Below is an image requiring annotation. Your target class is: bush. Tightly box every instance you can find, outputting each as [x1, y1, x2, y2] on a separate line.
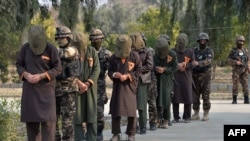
[0, 98, 26, 141]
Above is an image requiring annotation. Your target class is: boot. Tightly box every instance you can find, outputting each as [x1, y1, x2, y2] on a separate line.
[232, 95, 237, 104]
[156, 119, 161, 128]
[161, 119, 168, 129]
[97, 123, 104, 141]
[110, 134, 120, 141]
[201, 110, 209, 121]
[191, 110, 200, 120]
[244, 96, 249, 104]
[139, 126, 146, 134]
[149, 123, 156, 131]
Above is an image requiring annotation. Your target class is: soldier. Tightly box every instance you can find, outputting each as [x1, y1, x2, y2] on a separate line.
[89, 28, 112, 141]
[228, 35, 250, 104]
[191, 32, 214, 121]
[130, 32, 153, 135]
[140, 33, 159, 131]
[55, 26, 80, 141]
[172, 33, 195, 123]
[108, 34, 142, 141]
[16, 25, 62, 141]
[73, 32, 100, 141]
[154, 37, 178, 129]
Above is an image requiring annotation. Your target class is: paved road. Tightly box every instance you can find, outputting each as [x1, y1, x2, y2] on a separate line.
[102, 100, 250, 141]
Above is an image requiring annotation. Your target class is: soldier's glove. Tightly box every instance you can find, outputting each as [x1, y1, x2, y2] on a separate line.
[102, 94, 108, 104]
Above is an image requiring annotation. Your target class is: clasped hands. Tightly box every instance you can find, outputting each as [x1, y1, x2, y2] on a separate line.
[113, 72, 129, 82]
[24, 72, 44, 84]
[155, 66, 165, 74]
[77, 80, 91, 94]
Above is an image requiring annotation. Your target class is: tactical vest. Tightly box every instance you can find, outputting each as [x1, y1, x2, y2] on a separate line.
[193, 47, 212, 73]
[231, 47, 248, 67]
[98, 48, 110, 80]
[56, 46, 80, 96]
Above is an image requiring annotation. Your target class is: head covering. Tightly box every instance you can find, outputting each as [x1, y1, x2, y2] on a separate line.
[155, 37, 169, 59]
[130, 32, 145, 51]
[114, 34, 132, 58]
[176, 33, 188, 53]
[71, 32, 88, 57]
[28, 25, 47, 55]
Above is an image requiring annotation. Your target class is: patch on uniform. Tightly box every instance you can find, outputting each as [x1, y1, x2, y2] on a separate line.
[88, 57, 93, 67]
[184, 56, 190, 63]
[167, 55, 172, 63]
[128, 61, 135, 71]
[41, 55, 50, 60]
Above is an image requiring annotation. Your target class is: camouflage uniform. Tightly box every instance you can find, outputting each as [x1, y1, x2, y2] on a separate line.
[141, 33, 159, 130]
[55, 26, 80, 141]
[89, 28, 111, 141]
[147, 47, 158, 130]
[228, 35, 250, 104]
[96, 47, 111, 138]
[192, 33, 214, 121]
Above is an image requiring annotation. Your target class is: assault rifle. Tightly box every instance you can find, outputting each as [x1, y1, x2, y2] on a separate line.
[232, 53, 249, 72]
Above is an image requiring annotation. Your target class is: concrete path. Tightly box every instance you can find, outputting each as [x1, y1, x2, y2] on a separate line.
[102, 100, 250, 141]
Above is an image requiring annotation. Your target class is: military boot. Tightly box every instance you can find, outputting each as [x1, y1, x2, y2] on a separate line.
[191, 110, 200, 120]
[161, 119, 168, 129]
[156, 119, 161, 128]
[201, 110, 209, 121]
[232, 95, 237, 104]
[149, 123, 157, 131]
[244, 96, 249, 104]
[97, 123, 104, 141]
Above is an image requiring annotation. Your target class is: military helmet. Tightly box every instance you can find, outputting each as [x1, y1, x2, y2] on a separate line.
[197, 32, 209, 42]
[55, 26, 72, 40]
[235, 35, 245, 43]
[89, 28, 104, 40]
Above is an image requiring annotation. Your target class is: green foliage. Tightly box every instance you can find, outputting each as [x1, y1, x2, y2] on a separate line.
[31, 10, 57, 45]
[0, 98, 25, 141]
[104, 34, 119, 52]
[58, 0, 80, 29]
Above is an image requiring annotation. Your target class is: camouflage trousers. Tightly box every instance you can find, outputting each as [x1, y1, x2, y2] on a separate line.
[97, 84, 108, 126]
[232, 70, 249, 96]
[55, 92, 76, 141]
[147, 79, 158, 124]
[192, 72, 211, 110]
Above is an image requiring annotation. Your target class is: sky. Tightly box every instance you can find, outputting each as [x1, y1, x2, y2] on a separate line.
[38, 0, 108, 6]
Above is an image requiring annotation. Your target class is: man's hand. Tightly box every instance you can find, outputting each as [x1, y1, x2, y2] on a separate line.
[156, 66, 165, 74]
[77, 80, 87, 94]
[27, 74, 41, 84]
[178, 62, 186, 72]
[192, 60, 199, 67]
[236, 60, 243, 66]
[119, 74, 129, 82]
[113, 72, 122, 78]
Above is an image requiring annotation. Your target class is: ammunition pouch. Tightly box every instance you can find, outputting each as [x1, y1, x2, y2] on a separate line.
[193, 65, 210, 73]
[57, 59, 80, 80]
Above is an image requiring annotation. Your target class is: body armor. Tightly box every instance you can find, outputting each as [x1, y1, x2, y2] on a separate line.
[56, 46, 80, 96]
